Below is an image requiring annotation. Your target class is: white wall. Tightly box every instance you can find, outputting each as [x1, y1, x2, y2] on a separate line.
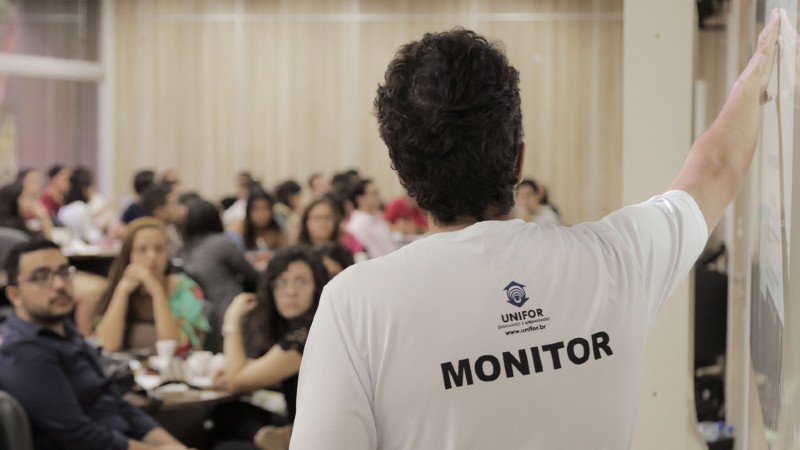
[623, 1, 705, 449]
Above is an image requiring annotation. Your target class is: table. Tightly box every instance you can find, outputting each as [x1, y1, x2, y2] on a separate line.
[128, 385, 237, 450]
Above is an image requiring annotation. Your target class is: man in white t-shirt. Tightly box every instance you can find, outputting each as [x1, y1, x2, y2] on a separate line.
[291, 16, 780, 450]
[346, 179, 397, 259]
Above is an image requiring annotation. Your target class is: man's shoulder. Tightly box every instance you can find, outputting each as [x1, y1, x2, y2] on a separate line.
[0, 331, 57, 367]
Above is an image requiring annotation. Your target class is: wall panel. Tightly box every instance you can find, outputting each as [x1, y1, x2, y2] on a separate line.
[113, 0, 623, 224]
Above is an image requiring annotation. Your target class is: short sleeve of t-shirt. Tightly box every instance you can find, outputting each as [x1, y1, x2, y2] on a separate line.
[278, 326, 309, 354]
[594, 190, 708, 325]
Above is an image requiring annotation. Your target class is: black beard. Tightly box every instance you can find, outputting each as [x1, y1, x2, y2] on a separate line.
[28, 310, 73, 327]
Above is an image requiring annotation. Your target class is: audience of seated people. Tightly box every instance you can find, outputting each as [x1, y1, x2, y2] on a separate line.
[0, 238, 190, 450]
[39, 165, 71, 219]
[181, 199, 258, 353]
[93, 217, 209, 353]
[209, 245, 329, 450]
[0, 165, 560, 450]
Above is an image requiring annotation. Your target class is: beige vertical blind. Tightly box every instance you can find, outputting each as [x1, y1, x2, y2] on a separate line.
[113, 0, 623, 224]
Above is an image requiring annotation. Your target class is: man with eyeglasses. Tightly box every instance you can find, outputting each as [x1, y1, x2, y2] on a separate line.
[0, 238, 191, 450]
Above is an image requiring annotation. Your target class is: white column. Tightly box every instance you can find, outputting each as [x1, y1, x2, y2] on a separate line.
[98, 0, 115, 198]
[623, 2, 705, 449]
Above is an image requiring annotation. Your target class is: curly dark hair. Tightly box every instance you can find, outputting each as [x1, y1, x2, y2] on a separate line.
[244, 245, 329, 354]
[374, 28, 523, 225]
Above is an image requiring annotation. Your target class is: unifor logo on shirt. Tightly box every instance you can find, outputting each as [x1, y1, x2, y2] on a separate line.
[503, 281, 529, 307]
[497, 281, 552, 336]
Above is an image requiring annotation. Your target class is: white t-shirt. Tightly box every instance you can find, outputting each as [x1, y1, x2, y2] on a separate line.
[222, 198, 247, 228]
[291, 190, 707, 450]
[58, 201, 103, 245]
[346, 210, 398, 259]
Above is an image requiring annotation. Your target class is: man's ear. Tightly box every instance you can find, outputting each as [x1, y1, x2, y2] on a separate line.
[5, 285, 19, 307]
[516, 142, 526, 184]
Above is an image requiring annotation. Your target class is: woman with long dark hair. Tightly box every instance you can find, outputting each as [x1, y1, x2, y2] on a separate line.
[297, 196, 364, 257]
[210, 245, 328, 449]
[229, 190, 286, 270]
[94, 217, 209, 353]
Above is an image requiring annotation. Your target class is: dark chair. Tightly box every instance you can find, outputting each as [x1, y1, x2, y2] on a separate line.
[0, 228, 28, 324]
[0, 227, 29, 269]
[0, 390, 34, 450]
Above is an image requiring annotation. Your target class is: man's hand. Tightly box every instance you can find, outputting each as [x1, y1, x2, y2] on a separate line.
[224, 293, 258, 324]
[738, 9, 781, 101]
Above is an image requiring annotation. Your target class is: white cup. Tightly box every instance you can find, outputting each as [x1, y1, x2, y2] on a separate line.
[155, 339, 177, 358]
[186, 351, 213, 376]
[209, 353, 226, 375]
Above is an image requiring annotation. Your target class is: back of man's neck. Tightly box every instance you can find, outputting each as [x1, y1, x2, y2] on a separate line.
[428, 212, 517, 234]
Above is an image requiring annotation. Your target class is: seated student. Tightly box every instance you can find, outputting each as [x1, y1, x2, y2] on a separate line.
[515, 178, 562, 226]
[229, 190, 286, 269]
[181, 199, 258, 352]
[0, 183, 53, 239]
[16, 168, 42, 200]
[58, 167, 107, 245]
[272, 180, 302, 230]
[345, 179, 397, 258]
[141, 184, 186, 258]
[222, 171, 254, 228]
[93, 217, 209, 353]
[39, 165, 71, 218]
[209, 245, 328, 450]
[0, 238, 189, 450]
[121, 170, 156, 225]
[297, 197, 364, 257]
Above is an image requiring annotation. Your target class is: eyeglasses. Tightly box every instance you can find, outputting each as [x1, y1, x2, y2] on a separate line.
[271, 278, 312, 292]
[19, 265, 76, 287]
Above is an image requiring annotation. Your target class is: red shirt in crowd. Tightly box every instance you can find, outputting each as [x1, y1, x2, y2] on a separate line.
[383, 197, 428, 232]
[39, 192, 62, 217]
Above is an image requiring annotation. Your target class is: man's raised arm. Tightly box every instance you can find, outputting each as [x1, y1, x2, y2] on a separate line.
[669, 10, 781, 233]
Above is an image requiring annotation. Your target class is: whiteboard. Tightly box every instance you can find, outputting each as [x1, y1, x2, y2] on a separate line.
[751, 1, 800, 447]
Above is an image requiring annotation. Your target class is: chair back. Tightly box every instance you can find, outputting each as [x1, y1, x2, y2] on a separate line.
[0, 227, 27, 323]
[0, 390, 34, 450]
[0, 227, 28, 270]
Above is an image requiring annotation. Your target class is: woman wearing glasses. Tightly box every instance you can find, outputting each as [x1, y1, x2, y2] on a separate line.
[210, 245, 328, 450]
[93, 217, 209, 353]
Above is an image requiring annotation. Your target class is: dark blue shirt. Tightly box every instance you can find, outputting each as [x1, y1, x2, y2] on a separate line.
[0, 314, 158, 450]
[121, 202, 145, 225]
